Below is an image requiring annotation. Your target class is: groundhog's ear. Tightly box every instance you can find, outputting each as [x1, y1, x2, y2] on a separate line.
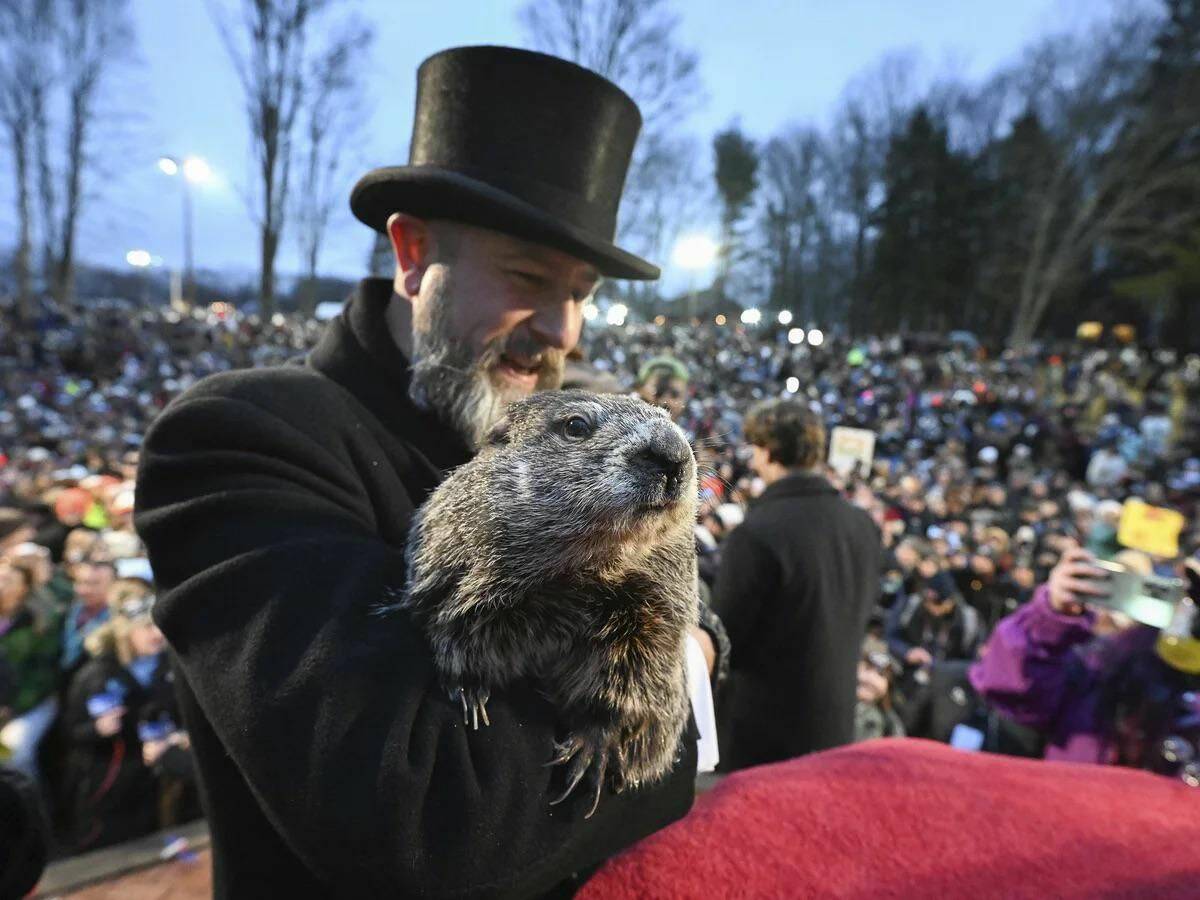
[486, 417, 510, 446]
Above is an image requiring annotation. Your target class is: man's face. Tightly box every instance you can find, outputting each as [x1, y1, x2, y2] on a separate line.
[74, 564, 113, 611]
[638, 374, 687, 420]
[749, 444, 771, 479]
[407, 223, 599, 447]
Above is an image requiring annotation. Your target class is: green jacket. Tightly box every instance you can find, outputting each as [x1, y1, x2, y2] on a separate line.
[0, 607, 62, 716]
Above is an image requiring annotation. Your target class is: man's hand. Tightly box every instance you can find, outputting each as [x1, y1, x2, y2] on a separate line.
[1048, 546, 1109, 616]
[905, 647, 933, 668]
[94, 707, 125, 738]
[690, 626, 716, 676]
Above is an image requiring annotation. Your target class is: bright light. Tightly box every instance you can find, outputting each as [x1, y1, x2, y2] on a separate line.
[808, 328, 825, 347]
[125, 249, 152, 268]
[582, 304, 598, 322]
[654, 315, 666, 326]
[785, 377, 800, 393]
[778, 310, 793, 326]
[606, 303, 628, 326]
[740, 307, 762, 325]
[714, 314, 727, 326]
[182, 156, 212, 184]
[672, 234, 719, 270]
[157, 157, 179, 176]
[787, 327, 805, 345]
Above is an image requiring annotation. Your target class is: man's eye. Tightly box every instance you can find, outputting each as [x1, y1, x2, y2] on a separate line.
[562, 416, 593, 439]
[510, 270, 546, 288]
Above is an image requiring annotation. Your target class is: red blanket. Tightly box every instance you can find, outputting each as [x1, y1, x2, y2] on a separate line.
[580, 739, 1200, 899]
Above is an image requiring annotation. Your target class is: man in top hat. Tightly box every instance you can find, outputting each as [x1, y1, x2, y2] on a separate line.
[135, 46, 696, 899]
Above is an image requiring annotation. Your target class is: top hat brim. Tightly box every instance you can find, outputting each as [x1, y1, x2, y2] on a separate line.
[350, 166, 659, 281]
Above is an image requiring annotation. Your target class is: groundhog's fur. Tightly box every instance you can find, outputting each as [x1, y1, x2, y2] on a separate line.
[398, 390, 699, 816]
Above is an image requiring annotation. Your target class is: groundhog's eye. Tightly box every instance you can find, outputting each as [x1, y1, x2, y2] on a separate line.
[562, 415, 593, 439]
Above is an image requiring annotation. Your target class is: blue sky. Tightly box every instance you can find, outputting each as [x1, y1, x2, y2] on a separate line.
[13, 0, 1115, 288]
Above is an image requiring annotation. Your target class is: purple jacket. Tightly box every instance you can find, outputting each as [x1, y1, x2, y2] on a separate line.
[969, 586, 1156, 764]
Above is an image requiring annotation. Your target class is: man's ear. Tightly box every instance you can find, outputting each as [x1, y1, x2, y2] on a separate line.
[486, 417, 511, 446]
[387, 213, 433, 298]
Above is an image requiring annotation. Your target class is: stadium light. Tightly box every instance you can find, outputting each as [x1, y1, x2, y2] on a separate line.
[714, 314, 727, 326]
[778, 310, 794, 326]
[785, 376, 800, 393]
[740, 307, 762, 325]
[787, 327, 805, 345]
[808, 328, 825, 347]
[606, 303, 628, 326]
[125, 249, 152, 268]
[158, 154, 213, 309]
[182, 156, 212, 184]
[582, 303, 599, 322]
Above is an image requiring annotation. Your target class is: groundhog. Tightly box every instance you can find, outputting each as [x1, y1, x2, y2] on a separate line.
[396, 389, 699, 817]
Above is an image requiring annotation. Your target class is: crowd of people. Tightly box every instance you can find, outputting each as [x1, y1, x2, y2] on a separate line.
[1, 292, 1199, 867]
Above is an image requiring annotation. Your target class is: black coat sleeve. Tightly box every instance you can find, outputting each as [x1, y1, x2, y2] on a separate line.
[134, 386, 694, 897]
[710, 525, 781, 666]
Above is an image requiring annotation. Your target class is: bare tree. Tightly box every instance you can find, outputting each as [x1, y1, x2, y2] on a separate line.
[0, 0, 54, 320]
[520, 0, 705, 276]
[45, 0, 133, 305]
[0, 1, 39, 321]
[827, 51, 922, 331]
[759, 126, 826, 315]
[997, 11, 1200, 346]
[211, 0, 331, 315]
[293, 17, 372, 313]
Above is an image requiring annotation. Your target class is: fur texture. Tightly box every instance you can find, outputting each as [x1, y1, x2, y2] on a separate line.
[398, 390, 699, 815]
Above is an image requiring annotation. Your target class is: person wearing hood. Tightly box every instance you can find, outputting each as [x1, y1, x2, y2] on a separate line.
[60, 590, 183, 852]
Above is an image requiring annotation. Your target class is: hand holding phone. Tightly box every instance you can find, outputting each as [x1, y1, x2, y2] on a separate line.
[1048, 547, 1111, 616]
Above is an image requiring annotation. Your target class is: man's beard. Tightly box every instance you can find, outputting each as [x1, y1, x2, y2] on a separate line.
[408, 277, 566, 448]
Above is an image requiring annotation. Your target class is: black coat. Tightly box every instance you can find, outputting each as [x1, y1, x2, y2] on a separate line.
[134, 278, 696, 899]
[711, 473, 880, 770]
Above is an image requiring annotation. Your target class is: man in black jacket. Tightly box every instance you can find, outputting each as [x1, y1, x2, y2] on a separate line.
[713, 399, 880, 770]
[134, 47, 696, 899]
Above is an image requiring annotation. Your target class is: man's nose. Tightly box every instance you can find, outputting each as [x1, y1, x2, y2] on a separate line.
[527, 299, 582, 352]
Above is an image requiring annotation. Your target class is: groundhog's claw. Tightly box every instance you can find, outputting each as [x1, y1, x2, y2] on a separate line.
[452, 685, 491, 730]
[547, 731, 616, 818]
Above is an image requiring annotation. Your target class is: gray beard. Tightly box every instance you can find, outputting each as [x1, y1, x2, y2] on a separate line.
[408, 286, 565, 448]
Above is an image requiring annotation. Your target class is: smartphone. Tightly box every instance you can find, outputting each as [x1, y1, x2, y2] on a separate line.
[1090, 560, 1186, 629]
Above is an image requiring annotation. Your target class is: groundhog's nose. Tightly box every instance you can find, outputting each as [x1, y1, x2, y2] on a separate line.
[633, 433, 689, 494]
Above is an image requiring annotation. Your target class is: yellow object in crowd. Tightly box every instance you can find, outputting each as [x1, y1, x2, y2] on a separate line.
[1156, 597, 1200, 675]
[1118, 499, 1185, 559]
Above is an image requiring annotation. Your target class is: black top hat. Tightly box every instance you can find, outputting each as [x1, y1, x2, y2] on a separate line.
[350, 46, 658, 280]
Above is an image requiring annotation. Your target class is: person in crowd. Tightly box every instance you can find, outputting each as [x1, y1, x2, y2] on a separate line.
[61, 561, 114, 673]
[854, 637, 905, 742]
[0, 509, 36, 556]
[712, 398, 881, 769]
[635, 356, 690, 419]
[0, 560, 62, 785]
[887, 570, 983, 737]
[60, 592, 181, 852]
[970, 547, 1200, 776]
[133, 47, 710, 898]
[1087, 441, 1129, 490]
[888, 570, 983, 668]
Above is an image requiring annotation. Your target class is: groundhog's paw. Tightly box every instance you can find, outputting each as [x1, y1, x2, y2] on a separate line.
[448, 683, 491, 730]
[546, 727, 622, 819]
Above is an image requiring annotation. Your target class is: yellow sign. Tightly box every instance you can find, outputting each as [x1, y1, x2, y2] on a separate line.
[1118, 499, 1185, 558]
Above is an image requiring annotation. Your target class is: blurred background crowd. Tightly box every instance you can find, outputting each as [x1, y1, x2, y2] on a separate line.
[2, 294, 1198, 863]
